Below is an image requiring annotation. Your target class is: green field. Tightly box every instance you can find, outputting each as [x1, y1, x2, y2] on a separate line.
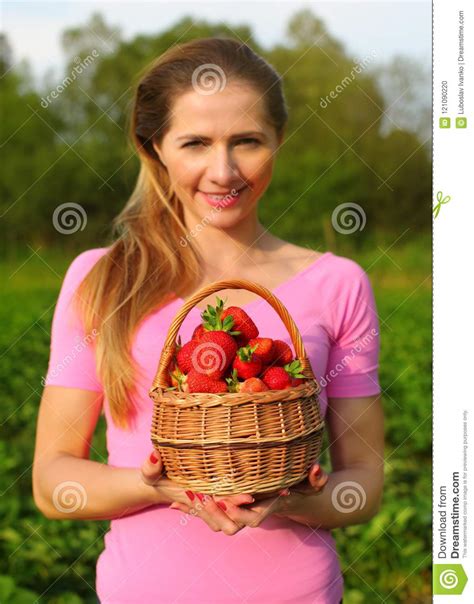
[0, 239, 431, 603]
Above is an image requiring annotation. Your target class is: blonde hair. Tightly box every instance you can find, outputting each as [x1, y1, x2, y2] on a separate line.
[75, 37, 288, 429]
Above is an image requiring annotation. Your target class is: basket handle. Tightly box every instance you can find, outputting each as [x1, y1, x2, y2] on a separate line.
[151, 279, 317, 389]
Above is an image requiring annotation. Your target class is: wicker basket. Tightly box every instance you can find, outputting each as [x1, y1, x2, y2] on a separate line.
[149, 279, 324, 496]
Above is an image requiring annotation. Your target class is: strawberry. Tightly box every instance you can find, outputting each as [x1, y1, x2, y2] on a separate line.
[262, 360, 305, 390]
[291, 376, 306, 387]
[261, 366, 291, 390]
[187, 369, 229, 393]
[221, 306, 258, 346]
[176, 339, 199, 374]
[200, 296, 241, 336]
[248, 337, 274, 364]
[192, 324, 206, 342]
[190, 330, 238, 378]
[272, 340, 293, 366]
[240, 377, 269, 393]
[232, 344, 262, 380]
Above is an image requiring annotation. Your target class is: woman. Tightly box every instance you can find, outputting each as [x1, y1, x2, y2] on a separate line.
[33, 38, 384, 603]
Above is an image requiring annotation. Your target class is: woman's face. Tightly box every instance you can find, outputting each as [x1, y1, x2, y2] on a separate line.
[153, 81, 283, 228]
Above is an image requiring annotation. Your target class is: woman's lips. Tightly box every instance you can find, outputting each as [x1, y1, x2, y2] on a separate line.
[198, 187, 246, 208]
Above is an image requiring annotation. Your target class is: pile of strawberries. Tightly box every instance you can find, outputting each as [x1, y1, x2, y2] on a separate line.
[168, 296, 306, 394]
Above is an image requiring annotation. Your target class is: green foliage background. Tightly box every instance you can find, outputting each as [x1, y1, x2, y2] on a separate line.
[1, 10, 430, 253]
[0, 8, 431, 604]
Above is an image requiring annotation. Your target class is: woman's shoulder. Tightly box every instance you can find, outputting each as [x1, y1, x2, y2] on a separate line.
[319, 252, 376, 317]
[62, 246, 110, 286]
[71, 246, 109, 265]
[322, 251, 368, 280]
[283, 243, 367, 282]
[295, 248, 373, 302]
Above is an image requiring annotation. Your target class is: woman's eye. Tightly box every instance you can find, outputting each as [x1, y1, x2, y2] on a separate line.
[236, 138, 259, 146]
[183, 140, 203, 148]
[183, 138, 260, 149]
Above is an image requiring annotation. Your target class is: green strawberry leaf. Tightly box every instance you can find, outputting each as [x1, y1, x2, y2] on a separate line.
[225, 368, 240, 392]
[284, 360, 305, 378]
[222, 315, 235, 330]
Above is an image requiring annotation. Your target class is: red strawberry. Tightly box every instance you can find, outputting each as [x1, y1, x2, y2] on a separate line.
[192, 324, 206, 342]
[200, 296, 242, 337]
[176, 340, 199, 374]
[190, 330, 238, 378]
[221, 306, 258, 346]
[232, 344, 262, 380]
[272, 340, 293, 366]
[248, 337, 274, 364]
[262, 366, 292, 390]
[262, 360, 305, 390]
[187, 369, 228, 393]
[240, 377, 269, 393]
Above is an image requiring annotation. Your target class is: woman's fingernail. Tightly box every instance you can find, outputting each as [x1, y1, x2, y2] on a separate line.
[196, 492, 205, 502]
[313, 465, 321, 476]
[217, 501, 227, 511]
[282, 488, 290, 496]
[185, 490, 195, 501]
[150, 452, 158, 464]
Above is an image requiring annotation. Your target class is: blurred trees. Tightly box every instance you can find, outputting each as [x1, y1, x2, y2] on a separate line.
[0, 9, 431, 254]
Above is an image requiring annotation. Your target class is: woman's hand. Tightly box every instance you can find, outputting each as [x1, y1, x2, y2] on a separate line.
[289, 462, 330, 495]
[217, 462, 329, 525]
[139, 450, 256, 535]
[168, 462, 329, 532]
[272, 463, 329, 518]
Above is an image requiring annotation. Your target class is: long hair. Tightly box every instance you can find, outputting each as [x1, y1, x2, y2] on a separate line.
[74, 37, 288, 429]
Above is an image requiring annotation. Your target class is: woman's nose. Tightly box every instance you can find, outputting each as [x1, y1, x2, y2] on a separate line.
[206, 145, 239, 184]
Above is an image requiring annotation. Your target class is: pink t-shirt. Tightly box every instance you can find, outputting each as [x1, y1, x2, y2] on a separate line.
[44, 248, 381, 604]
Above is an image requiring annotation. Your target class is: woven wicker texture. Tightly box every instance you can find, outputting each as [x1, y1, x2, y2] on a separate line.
[149, 279, 325, 495]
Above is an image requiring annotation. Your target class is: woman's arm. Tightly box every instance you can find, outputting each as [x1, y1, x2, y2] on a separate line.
[32, 386, 165, 521]
[275, 394, 385, 529]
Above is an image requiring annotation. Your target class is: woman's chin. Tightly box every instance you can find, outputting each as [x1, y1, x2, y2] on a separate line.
[182, 195, 258, 230]
[199, 207, 245, 228]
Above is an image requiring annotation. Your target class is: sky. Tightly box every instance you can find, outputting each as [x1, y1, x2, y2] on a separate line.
[2, 0, 432, 86]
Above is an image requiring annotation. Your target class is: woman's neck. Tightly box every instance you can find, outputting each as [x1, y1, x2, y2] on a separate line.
[185, 216, 280, 273]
